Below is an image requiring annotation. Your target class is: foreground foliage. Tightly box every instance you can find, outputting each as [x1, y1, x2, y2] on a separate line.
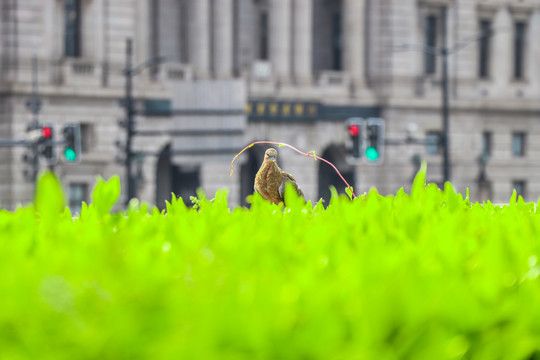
[1, 166, 540, 359]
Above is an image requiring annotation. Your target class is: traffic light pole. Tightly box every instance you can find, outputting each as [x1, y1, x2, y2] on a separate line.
[124, 38, 135, 206]
[0, 139, 66, 147]
[25, 56, 42, 182]
[121, 38, 168, 206]
[1, 138, 41, 183]
[0, 139, 33, 147]
[440, 6, 451, 184]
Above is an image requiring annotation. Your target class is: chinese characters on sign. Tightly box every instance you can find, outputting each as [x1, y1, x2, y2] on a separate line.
[246, 100, 319, 121]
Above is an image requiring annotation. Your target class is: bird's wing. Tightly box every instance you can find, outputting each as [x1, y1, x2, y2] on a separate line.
[278, 172, 304, 200]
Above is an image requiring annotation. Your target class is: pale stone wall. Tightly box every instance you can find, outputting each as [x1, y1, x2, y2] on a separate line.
[0, 0, 539, 210]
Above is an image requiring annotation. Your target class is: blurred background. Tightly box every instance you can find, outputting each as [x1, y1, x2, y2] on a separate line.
[0, 0, 539, 211]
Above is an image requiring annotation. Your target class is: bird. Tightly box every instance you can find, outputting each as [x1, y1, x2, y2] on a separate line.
[254, 148, 304, 205]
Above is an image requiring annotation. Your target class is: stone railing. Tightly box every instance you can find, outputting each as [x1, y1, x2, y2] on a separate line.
[50, 58, 101, 87]
[162, 63, 194, 81]
[318, 71, 351, 88]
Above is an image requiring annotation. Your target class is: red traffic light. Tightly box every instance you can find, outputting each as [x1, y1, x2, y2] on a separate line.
[42, 126, 52, 139]
[348, 124, 359, 137]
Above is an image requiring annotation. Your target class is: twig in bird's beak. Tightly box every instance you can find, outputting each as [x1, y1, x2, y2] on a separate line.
[230, 140, 356, 199]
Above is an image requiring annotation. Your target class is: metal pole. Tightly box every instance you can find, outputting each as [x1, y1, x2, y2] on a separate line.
[31, 57, 39, 128]
[125, 38, 135, 206]
[29, 57, 40, 182]
[441, 6, 450, 184]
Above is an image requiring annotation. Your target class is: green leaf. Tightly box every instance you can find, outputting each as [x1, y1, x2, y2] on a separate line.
[166, 193, 187, 214]
[246, 191, 266, 209]
[283, 182, 304, 210]
[345, 186, 353, 200]
[92, 175, 121, 216]
[411, 160, 427, 200]
[443, 181, 462, 211]
[190, 196, 201, 209]
[329, 186, 339, 200]
[212, 189, 230, 213]
[34, 171, 65, 221]
[509, 189, 517, 206]
[61, 207, 73, 222]
[313, 198, 325, 213]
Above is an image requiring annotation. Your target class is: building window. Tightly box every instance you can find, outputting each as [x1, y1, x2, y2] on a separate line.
[180, 0, 190, 63]
[512, 132, 526, 157]
[69, 183, 88, 214]
[426, 131, 441, 155]
[64, 0, 82, 58]
[79, 123, 94, 153]
[331, 12, 342, 71]
[424, 15, 437, 75]
[512, 180, 526, 198]
[514, 22, 526, 80]
[258, 11, 269, 60]
[478, 20, 491, 79]
[172, 165, 200, 204]
[482, 131, 492, 156]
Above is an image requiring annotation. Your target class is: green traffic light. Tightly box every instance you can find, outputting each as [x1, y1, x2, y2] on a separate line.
[365, 146, 379, 161]
[64, 147, 77, 162]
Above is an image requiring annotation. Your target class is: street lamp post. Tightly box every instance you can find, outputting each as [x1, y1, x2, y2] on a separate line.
[124, 38, 135, 206]
[440, 6, 450, 183]
[25, 56, 42, 182]
[122, 38, 166, 206]
[393, 5, 500, 185]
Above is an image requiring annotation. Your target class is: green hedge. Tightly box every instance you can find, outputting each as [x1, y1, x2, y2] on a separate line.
[1, 165, 540, 359]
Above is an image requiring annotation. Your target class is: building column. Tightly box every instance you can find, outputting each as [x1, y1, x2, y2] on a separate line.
[44, 0, 57, 58]
[214, 0, 233, 78]
[492, 6, 512, 88]
[293, 0, 313, 85]
[528, 9, 540, 96]
[189, 0, 210, 77]
[93, 0, 104, 61]
[343, 0, 366, 87]
[270, 0, 291, 82]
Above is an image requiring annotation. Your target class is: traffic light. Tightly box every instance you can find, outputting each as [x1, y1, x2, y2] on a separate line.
[347, 118, 363, 158]
[39, 124, 57, 165]
[21, 149, 36, 182]
[62, 123, 81, 163]
[364, 118, 385, 163]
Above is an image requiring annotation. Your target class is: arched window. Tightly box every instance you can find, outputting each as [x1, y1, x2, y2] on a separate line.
[318, 144, 355, 204]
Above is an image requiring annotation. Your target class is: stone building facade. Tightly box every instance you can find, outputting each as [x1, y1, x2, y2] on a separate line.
[0, 0, 539, 210]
